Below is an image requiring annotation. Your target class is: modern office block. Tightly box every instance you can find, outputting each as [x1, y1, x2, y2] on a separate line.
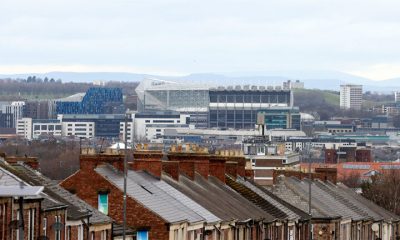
[58, 114, 130, 138]
[208, 86, 293, 129]
[56, 87, 124, 115]
[257, 107, 301, 130]
[17, 118, 62, 140]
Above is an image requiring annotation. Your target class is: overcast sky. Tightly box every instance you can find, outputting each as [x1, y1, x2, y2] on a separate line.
[1, 0, 400, 80]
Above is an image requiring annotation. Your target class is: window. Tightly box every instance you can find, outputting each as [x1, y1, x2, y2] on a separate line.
[43, 218, 47, 236]
[34, 125, 40, 130]
[41, 125, 47, 130]
[49, 125, 54, 130]
[28, 208, 35, 240]
[98, 192, 109, 215]
[78, 225, 84, 240]
[67, 226, 71, 240]
[137, 230, 149, 240]
[145, 120, 150, 123]
[55, 125, 62, 130]
[55, 216, 61, 240]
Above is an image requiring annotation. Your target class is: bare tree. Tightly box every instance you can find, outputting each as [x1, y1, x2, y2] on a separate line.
[361, 170, 400, 215]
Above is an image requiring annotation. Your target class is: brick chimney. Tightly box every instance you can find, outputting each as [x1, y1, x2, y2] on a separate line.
[209, 151, 227, 183]
[80, 151, 125, 172]
[167, 144, 210, 180]
[130, 144, 163, 178]
[4, 155, 40, 170]
[162, 161, 180, 181]
[226, 161, 238, 180]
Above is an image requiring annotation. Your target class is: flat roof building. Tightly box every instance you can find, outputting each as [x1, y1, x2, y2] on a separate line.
[340, 84, 363, 110]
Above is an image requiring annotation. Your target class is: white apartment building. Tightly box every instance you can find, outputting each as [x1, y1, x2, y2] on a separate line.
[62, 122, 95, 138]
[340, 84, 363, 110]
[17, 118, 32, 139]
[120, 121, 134, 143]
[120, 111, 195, 142]
[17, 118, 62, 140]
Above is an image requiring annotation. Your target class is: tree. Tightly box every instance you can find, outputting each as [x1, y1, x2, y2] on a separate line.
[361, 170, 400, 215]
[44, 77, 49, 83]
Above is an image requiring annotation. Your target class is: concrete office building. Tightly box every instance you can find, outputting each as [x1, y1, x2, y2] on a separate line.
[62, 121, 95, 138]
[120, 111, 194, 142]
[17, 118, 62, 140]
[340, 84, 363, 110]
[58, 114, 130, 139]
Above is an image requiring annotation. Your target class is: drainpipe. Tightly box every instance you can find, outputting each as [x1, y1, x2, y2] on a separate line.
[18, 197, 24, 240]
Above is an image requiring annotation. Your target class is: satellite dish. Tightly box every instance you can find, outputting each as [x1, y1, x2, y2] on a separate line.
[371, 223, 379, 232]
[52, 222, 64, 231]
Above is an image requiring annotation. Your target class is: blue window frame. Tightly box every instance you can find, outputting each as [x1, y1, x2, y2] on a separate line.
[137, 230, 149, 240]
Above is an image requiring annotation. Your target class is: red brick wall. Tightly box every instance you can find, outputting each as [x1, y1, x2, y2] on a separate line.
[80, 155, 125, 172]
[162, 161, 180, 181]
[194, 160, 209, 179]
[245, 169, 254, 180]
[178, 161, 195, 180]
[4, 156, 39, 170]
[133, 150, 164, 161]
[325, 149, 338, 164]
[39, 209, 67, 240]
[11, 200, 42, 240]
[209, 156, 226, 183]
[226, 162, 238, 179]
[356, 149, 372, 162]
[60, 168, 169, 240]
[0, 198, 12, 240]
[130, 160, 162, 178]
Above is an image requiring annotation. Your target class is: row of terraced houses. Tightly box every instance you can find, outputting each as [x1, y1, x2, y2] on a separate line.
[0, 144, 399, 240]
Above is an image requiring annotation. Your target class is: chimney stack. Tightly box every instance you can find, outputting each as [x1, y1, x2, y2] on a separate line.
[167, 144, 210, 180]
[130, 146, 163, 178]
[80, 153, 125, 172]
[209, 151, 227, 183]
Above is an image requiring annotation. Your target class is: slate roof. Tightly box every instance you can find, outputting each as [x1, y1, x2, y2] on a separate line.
[95, 165, 204, 224]
[225, 175, 288, 220]
[235, 177, 309, 221]
[270, 176, 338, 220]
[0, 161, 66, 209]
[9, 163, 111, 225]
[134, 171, 220, 224]
[285, 177, 366, 221]
[162, 173, 275, 222]
[271, 175, 399, 222]
[334, 182, 400, 222]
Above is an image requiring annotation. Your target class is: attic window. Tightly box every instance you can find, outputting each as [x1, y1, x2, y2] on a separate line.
[140, 185, 153, 194]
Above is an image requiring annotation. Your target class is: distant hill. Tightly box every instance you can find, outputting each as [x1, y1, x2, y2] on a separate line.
[1, 70, 399, 92]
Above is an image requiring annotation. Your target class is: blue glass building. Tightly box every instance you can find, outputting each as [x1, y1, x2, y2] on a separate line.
[257, 107, 301, 130]
[56, 88, 124, 114]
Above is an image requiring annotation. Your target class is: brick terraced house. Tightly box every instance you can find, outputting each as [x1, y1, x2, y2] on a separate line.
[0, 154, 114, 240]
